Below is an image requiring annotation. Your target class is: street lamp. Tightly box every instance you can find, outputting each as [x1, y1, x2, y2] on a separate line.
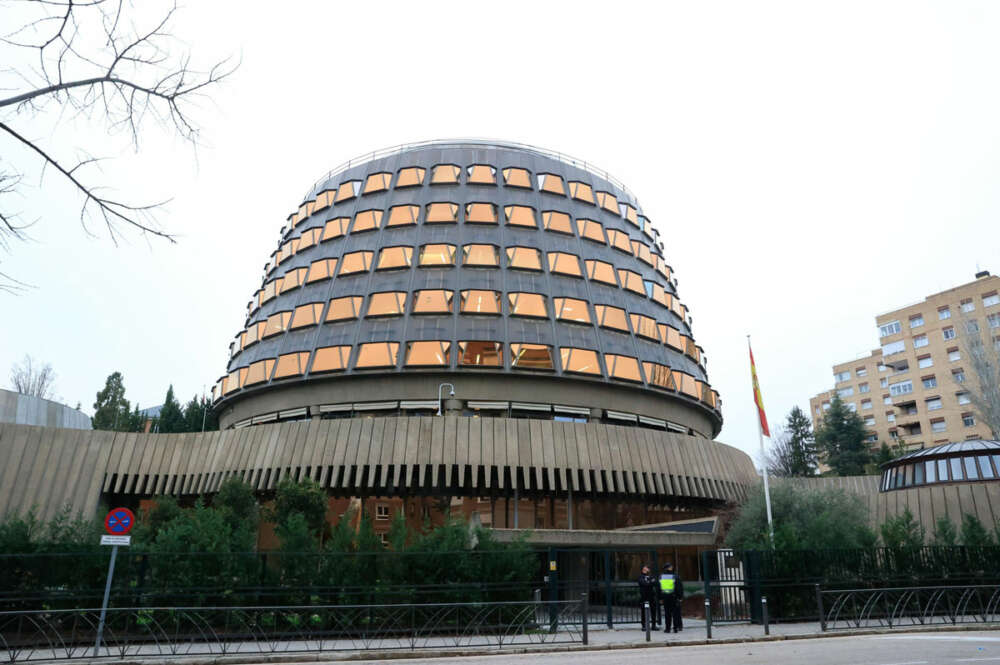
[437, 383, 455, 416]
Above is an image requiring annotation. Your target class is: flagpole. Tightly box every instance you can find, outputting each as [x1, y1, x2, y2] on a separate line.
[748, 335, 775, 544]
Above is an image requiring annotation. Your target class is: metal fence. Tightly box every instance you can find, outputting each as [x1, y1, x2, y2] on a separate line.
[0, 598, 588, 661]
[819, 585, 1000, 631]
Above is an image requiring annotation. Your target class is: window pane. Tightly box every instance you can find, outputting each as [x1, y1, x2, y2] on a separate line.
[367, 292, 407, 317]
[560, 348, 601, 375]
[643, 362, 675, 390]
[978, 455, 995, 479]
[506, 246, 542, 271]
[568, 181, 594, 203]
[278, 268, 306, 294]
[244, 358, 275, 386]
[412, 289, 454, 314]
[312, 345, 351, 373]
[577, 219, 606, 244]
[502, 167, 532, 188]
[678, 373, 700, 398]
[511, 343, 554, 370]
[463, 244, 500, 267]
[586, 260, 617, 286]
[458, 341, 503, 367]
[386, 205, 419, 227]
[274, 351, 310, 378]
[339, 251, 373, 275]
[396, 167, 425, 187]
[965, 457, 979, 480]
[618, 269, 645, 294]
[405, 341, 451, 367]
[353, 209, 382, 233]
[355, 342, 399, 368]
[291, 303, 324, 329]
[630, 314, 659, 341]
[431, 164, 460, 184]
[554, 297, 591, 323]
[376, 246, 413, 270]
[951, 457, 964, 480]
[363, 172, 391, 194]
[595, 305, 629, 332]
[460, 290, 501, 314]
[608, 230, 633, 254]
[466, 202, 498, 223]
[504, 205, 537, 228]
[606, 354, 641, 382]
[938, 458, 948, 481]
[542, 210, 572, 234]
[326, 296, 363, 322]
[467, 164, 496, 184]
[426, 202, 459, 223]
[925, 460, 937, 483]
[335, 180, 361, 202]
[419, 244, 457, 266]
[596, 191, 619, 213]
[297, 228, 322, 252]
[263, 311, 292, 338]
[508, 292, 548, 318]
[323, 217, 350, 242]
[548, 252, 582, 277]
[537, 173, 565, 195]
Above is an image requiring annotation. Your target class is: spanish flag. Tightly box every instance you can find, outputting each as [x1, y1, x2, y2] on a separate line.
[749, 341, 770, 437]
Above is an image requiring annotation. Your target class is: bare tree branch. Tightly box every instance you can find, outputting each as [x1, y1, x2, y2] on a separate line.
[9, 353, 57, 398]
[955, 308, 1000, 438]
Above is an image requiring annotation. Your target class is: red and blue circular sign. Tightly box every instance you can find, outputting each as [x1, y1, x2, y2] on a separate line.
[104, 508, 135, 535]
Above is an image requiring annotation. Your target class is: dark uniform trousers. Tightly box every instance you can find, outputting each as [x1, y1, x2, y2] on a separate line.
[662, 593, 682, 632]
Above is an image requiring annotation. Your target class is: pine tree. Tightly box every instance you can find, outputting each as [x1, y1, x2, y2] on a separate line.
[182, 395, 218, 432]
[815, 394, 871, 476]
[157, 385, 185, 433]
[92, 372, 131, 431]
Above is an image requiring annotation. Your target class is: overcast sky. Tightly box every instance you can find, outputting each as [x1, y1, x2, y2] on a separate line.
[3, 1, 999, 464]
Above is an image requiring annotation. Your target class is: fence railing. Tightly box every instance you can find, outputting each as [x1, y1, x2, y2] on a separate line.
[819, 585, 1000, 631]
[0, 598, 588, 662]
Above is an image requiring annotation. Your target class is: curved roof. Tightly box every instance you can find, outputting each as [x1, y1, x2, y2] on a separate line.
[887, 439, 1000, 465]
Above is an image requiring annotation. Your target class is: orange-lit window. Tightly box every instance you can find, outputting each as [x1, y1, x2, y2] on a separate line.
[665, 326, 684, 351]
[259, 280, 278, 306]
[631, 241, 655, 266]
[537, 173, 565, 195]
[647, 281, 669, 308]
[560, 348, 601, 375]
[462, 244, 500, 267]
[548, 252, 582, 277]
[405, 341, 451, 367]
[467, 164, 497, 184]
[502, 167, 532, 188]
[677, 372, 700, 398]
[568, 181, 594, 203]
[352, 209, 383, 233]
[314, 190, 335, 213]
[595, 305, 629, 332]
[586, 260, 617, 286]
[605, 354, 641, 382]
[312, 345, 351, 373]
[430, 164, 460, 184]
[355, 342, 399, 369]
[291, 303, 324, 329]
[622, 204, 639, 226]
[376, 246, 414, 270]
[656, 257, 672, 280]
[263, 311, 292, 338]
[466, 202, 498, 223]
[224, 368, 245, 394]
[323, 217, 350, 242]
[542, 210, 572, 234]
[297, 200, 315, 221]
[396, 166, 426, 188]
[458, 341, 503, 367]
[607, 229, 633, 254]
[274, 351, 310, 378]
[243, 321, 265, 348]
[366, 292, 407, 317]
[244, 358, 276, 386]
[335, 180, 361, 202]
[643, 362, 675, 390]
[297, 228, 322, 252]
[460, 289, 501, 314]
[339, 251, 373, 275]
[306, 258, 338, 283]
[506, 246, 542, 271]
[577, 219, 605, 244]
[277, 238, 299, 264]
[630, 314, 659, 341]
[554, 297, 591, 324]
[596, 191, 619, 213]
[618, 269, 645, 294]
[511, 344, 554, 370]
[425, 202, 458, 223]
[363, 172, 391, 194]
[326, 296, 363, 322]
[504, 205, 537, 228]
[508, 292, 548, 318]
[412, 289, 454, 314]
[684, 336, 700, 362]
[418, 243, 456, 266]
[386, 204, 419, 227]
[277, 267, 307, 294]
[657, 323, 669, 344]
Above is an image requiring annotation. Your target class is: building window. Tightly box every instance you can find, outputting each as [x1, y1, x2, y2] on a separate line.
[466, 202, 499, 224]
[594, 304, 630, 332]
[508, 292, 548, 318]
[882, 340, 905, 356]
[880, 378, 888, 388]
[355, 342, 400, 369]
[889, 380, 913, 396]
[856, 367, 868, 377]
[462, 244, 500, 267]
[243, 358, 276, 386]
[605, 354, 641, 382]
[262, 311, 292, 338]
[323, 217, 350, 242]
[576, 218, 606, 244]
[335, 180, 361, 202]
[376, 246, 414, 270]
[326, 296, 363, 322]
[926, 397, 942, 410]
[511, 343, 554, 370]
[607, 229, 633, 254]
[506, 246, 542, 271]
[909, 314, 924, 328]
[419, 244, 457, 267]
[961, 299, 975, 313]
[548, 252, 583, 277]
[586, 260, 618, 286]
[596, 191, 619, 213]
[963, 413, 976, 427]
[425, 202, 459, 223]
[554, 297, 591, 324]
[918, 356, 933, 369]
[922, 376, 937, 389]
[396, 166, 426, 188]
[617, 269, 645, 294]
[834, 370, 851, 383]
[966, 320, 980, 333]
[939, 307, 951, 320]
[339, 251, 373, 276]
[837, 387, 854, 398]
[957, 391, 971, 405]
[537, 173, 565, 195]
[913, 334, 928, 348]
[412, 289, 454, 314]
[502, 167, 532, 188]
[460, 290, 501, 315]
[630, 313, 660, 341]
[404, 341, 450, 367]
[984, 293, 1000, 307]
[363, 172, 391, 194]
[845, 402, 857, 412]
[542, 211, 572, 234]
[953, 369, 966, 383]
[458, 341, 503, 367]
[864, 416, 876, 427]
[857, 383, 869, 394]
[504, 205, 537, 228]
[988, 313, 1000, 329]
[887, 413, 896, 423]
[376, 504, 390, 520]
[568, 181, 594, 203]
[278, 268, 307, 294]
[353, 209, 383, 233]
[931, 420, 946, 433]
[942, 327, 956, 340]
[274, 351, 310, 379]
[306, 258, 338, 284]
[631, 241, 655, 266]
[879, 320, 901, 337]
[884, 395, 892, 405]
[643, 362, 675, 390]
[949, 349, 961, 361]
[431, 164, 461, 184]
[291, 303, 324, 330]
[312, 345, 351, 373]
[367, 292, 407, 317]
[560, 348, 601, 375]
[467, 164, 497, 184]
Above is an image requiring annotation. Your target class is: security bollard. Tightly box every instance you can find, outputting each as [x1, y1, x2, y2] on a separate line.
[581, 592, 589, 645]
[705, 598, 712, 640]
[644, 601, 651, 642]
[762, 596, 769, 635]
[816, 584, 826, 632]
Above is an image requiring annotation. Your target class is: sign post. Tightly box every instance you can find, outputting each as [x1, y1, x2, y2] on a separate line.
[94, 508, 134, 657]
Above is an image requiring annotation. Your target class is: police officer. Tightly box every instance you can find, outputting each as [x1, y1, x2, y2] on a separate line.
[660, 562, 684, 633]
[637, 565, 660, 630]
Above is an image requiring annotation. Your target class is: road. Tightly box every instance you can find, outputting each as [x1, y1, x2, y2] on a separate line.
[329, 631, 1000, 665]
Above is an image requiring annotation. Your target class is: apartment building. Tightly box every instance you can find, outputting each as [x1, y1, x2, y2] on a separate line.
[810, 271, 999, 451]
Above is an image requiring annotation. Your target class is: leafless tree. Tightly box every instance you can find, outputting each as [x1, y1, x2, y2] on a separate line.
[0, 0, 236, 292]
[9, 354, 56, 399]
[955, 309, 1000, 438]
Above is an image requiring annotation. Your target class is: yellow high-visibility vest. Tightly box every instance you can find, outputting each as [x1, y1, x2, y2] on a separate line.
[659, 574, 675, 593]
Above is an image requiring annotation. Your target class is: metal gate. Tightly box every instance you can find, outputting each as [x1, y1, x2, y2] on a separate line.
[701, 549, 761, 622]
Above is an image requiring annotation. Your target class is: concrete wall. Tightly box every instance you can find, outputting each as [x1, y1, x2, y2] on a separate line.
[0, 389, 91, 430]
